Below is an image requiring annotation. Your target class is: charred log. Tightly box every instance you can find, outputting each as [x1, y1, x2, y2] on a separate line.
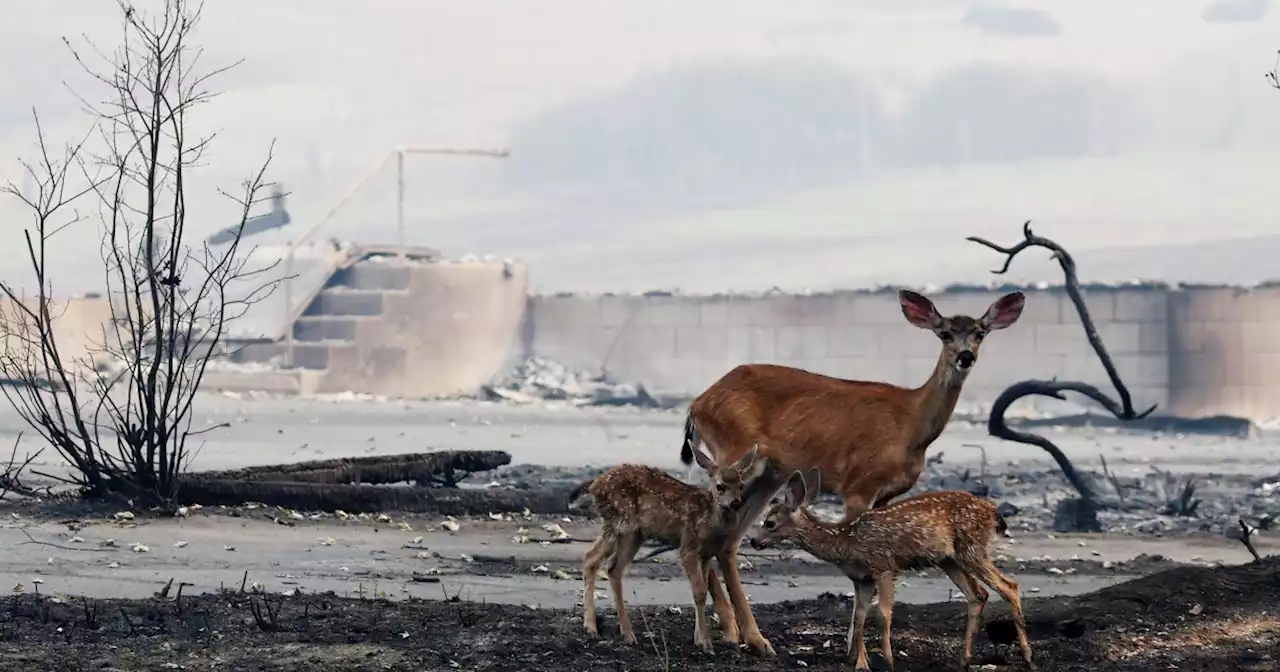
[968, 222, 1157, 522]
[187, 451, 511, 488]
[178, 478, 573, 516]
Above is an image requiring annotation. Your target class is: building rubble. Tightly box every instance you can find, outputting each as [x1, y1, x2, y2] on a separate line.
[481, 356, 669, 408]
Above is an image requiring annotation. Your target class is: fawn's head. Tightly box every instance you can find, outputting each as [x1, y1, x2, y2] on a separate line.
[691, 443, 771, 512]
[749, 468, 821, 550]
[898, 290, 1026, 378]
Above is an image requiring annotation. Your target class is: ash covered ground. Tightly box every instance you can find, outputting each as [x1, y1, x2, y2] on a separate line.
[0, 369, 1277, 670]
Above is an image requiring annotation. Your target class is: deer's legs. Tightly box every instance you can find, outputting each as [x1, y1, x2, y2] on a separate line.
[680, 550, 715, 653]
[974, 560, 1034, 668]
[943, 564, 989, 669]
[606, 531, 643, 645]
[706, 564, 740, 643]
[838, 485, 877, 523]
[874, 572, 897, 671]
[581, 534, 613, 636]
[848, 579, 876, 671]
[717, 544, 775, 656]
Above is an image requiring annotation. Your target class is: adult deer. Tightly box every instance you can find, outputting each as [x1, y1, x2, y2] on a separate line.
[680, 289, 1026, 522]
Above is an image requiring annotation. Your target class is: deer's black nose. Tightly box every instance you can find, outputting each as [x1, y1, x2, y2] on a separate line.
[956, 350, 975, 368]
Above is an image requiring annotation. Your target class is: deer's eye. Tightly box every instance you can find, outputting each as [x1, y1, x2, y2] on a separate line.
[764, 520, 777, 529]
[973, 332, 985, 343]
[715, 483, 726, 493]
[939, 331, 953, 342]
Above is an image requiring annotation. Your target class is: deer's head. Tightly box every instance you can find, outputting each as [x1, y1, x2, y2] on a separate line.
[691, 443, 772, 513]
[750, 468, 821, 550]
[899, 290, 1026, 379]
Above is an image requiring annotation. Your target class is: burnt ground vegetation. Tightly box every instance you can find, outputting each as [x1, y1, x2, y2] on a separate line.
[1, 558, 1275, 672]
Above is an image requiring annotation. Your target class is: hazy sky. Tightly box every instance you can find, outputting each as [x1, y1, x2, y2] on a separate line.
[2, 0, 1280, 295]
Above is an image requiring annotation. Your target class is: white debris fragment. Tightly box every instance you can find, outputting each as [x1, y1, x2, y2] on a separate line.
[113, 511, 135, 521]
[441, 518, 460, 533]
[173, 541, 188, 549]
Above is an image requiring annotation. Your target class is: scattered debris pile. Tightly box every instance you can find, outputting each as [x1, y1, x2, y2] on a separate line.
[481, 356, 669, 408]
[181, 451, 573, 516]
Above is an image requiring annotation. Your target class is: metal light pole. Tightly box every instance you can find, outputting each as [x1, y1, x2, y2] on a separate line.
[281, 146, 510, 367]
[394, 147, 511, 253]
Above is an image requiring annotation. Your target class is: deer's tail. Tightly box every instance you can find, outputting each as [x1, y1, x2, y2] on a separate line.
[679, 411, 697, 465]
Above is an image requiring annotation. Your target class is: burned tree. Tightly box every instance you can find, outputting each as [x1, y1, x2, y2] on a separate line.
[967, 221, 1157, 530]
[0, 0, 277, 509]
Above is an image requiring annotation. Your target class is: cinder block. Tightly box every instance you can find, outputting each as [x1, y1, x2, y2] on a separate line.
[611, 325, 677, 361]
[1060, 290, 1115, 324]
[986, 320, 1036, 353]
[1138, 321, 1170, 354]
[534, 295, 602, 331]
[599, 295, 647, 327]
[1011, 292, 1062, 325]
[850, 294, 907, 324]
[1240, 320, 1280, 354]
[698, 297, 732, 326]
[903, 356, 941, 386]
[304, 289, 384, 317]
[829, 294, 860, 325]
[1116, 354, 1169, 387]
[334, 265, 412, 291]
[646, 296, 700, 327]
[827, 326, 881, 357]
[844, 356, 907, 386]
[1095, 323, 1142, 355]
[1059, 354, 1108, 384]
[878, 324, 940, 357]
[1034, 323, 1087, 356]
[1112, 289, 1169, 323]
[726, 326, 775, 361]
[775, 326, 828, 360]
[725, 297, 771, 326]
[676, 326, 728, 357]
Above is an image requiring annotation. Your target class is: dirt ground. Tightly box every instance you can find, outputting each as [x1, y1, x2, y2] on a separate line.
[0, 556, 1275, 672]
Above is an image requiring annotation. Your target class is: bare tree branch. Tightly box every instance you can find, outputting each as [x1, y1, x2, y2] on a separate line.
[967, 221, 1158, 518]
[0, 0, 279, 510]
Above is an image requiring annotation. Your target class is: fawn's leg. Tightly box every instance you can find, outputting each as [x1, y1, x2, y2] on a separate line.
[944, 565, 989, 669]
[975, 560, 1034, 668]
[706, 563, 740, 643]
[874, 572, 897, 671]
[848, 579, 876, 671]
[607, 532, 643, 645]
[717, 544, 775, 656]
[680, 550, 715, 653]
[581, 534, 613, 636]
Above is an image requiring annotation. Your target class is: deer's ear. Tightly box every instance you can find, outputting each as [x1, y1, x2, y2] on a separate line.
[981, 291, 1025, 331]
[899, 290, 942, 330]
[734, 444, 761, 470]
[801, 468, 822, 504]
[693, 445, 716, 472]
[784, 471, 808, 508]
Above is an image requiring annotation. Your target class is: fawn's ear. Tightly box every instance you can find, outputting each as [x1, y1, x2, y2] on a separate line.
[784, 471, 808, 508]
[899, 290, 943, 330]
[733, 444, 760, 470]
[800, 468, 822, 504]
[981, 291, 1025, 331]
[693, 444, 716, 472]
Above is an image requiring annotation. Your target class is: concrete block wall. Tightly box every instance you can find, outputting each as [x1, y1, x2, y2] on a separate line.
[527, 287, 1173, 413]
[1167, 286, 1280, 420]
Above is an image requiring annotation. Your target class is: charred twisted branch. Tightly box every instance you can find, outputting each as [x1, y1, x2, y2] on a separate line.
[968, 222, 1157, 513]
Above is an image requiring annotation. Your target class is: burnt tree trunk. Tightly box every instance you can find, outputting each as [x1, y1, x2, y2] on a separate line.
[187, 451, 511, 487]
[180, 478, 573, 516]
[968, 222, 1157, 529]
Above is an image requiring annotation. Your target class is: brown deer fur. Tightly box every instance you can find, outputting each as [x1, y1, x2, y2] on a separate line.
[750, 471, 1033, 671]
[571, 446, 790, 655]
[681, 290, 1026, 522]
